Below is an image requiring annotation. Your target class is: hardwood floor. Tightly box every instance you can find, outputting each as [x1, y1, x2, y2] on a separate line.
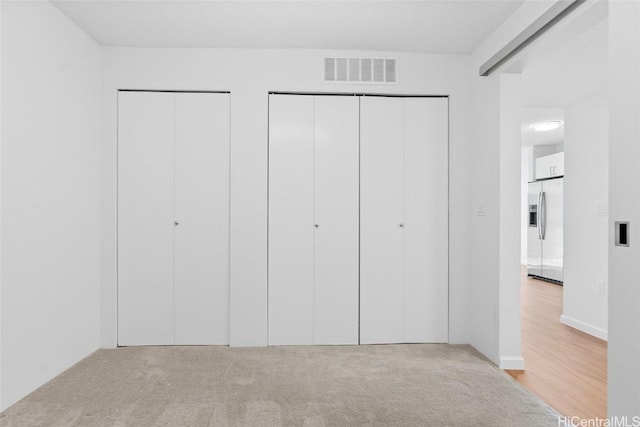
[506, 268, 607, 419]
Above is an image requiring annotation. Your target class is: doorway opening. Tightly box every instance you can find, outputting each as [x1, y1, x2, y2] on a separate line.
[507, 13, 609, 419]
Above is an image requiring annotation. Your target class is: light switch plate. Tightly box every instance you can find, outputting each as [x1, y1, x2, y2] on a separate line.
[615, 221, 630, 247]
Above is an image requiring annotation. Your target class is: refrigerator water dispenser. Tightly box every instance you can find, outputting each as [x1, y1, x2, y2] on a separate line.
[528, 205, 538, 227]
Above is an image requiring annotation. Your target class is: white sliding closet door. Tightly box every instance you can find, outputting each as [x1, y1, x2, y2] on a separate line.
[268, 95, 315, 345]
[174, 93, 230, 345]
[118, 91, 175, 346]
[313, 96, 359, 345]
[360, 97, 405, 344]
[118, 91, 230, 346]
[268, 94, 359, 346]
[360, 96, 448, 344]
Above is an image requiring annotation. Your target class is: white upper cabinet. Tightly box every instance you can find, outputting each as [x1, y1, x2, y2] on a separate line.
[535, 152, 564, 180]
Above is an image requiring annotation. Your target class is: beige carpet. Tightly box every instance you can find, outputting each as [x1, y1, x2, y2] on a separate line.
[0, 344, 558, 426]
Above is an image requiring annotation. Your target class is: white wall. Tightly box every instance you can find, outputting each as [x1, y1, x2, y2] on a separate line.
[498, 73, 523, 369]
[100, 48, 473, 348]
[0, 1, 102, 411]
[561, 92, 608, 340]
[467, 71, 525, 369]
[467, 69, 502, 365]
[532, 143, 563, 161]
[521, 146, 532, 265]
[0, 0, 4, 411]
[467, 0, 616, 371]
[476, 0, 639, 415]
[608, 0, 640, 417]
[467, 0, 584, 369]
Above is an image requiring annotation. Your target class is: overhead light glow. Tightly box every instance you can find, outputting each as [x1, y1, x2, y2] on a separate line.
[532, 120, 562, 131]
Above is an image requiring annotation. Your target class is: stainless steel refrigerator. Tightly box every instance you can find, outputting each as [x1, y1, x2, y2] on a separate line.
[527, 177, 563, 284]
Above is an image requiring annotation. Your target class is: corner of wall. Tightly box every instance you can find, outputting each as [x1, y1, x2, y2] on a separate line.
[0, 0, 103, 410]
[500, 356, 525, 370]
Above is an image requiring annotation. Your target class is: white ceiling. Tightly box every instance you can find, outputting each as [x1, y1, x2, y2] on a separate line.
[51, 0, 524, 53]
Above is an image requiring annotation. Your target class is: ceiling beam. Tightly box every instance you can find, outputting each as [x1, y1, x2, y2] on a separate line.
[479, 0, 586, 77]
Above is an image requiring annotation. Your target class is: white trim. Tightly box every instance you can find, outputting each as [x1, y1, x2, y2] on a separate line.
[500, 356, 525, 370]
[560, 314, 608, 341]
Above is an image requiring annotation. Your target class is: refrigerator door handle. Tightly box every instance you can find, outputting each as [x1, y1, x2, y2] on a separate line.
[537, 191, 543, 240]
[541, 191, 547, 240]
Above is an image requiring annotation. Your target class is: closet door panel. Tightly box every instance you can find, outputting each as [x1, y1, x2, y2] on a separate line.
[403, 98, 449, 343]
[313, 96, 359, 345]
[360, 97, 405, 344]
[268, 95, 315, 345]
[174, 93, 230, 345]
[118, 91, 175, 346]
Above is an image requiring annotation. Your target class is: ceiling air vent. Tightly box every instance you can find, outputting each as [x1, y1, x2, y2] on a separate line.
[324, 57, 397, 84]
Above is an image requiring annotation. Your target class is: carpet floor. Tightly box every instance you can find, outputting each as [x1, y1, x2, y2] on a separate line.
[0, 344, 558, 426]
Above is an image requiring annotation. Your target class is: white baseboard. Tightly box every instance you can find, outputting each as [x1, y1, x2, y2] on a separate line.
[500, 356, 525, 370]
[560, 314, 608, 341]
